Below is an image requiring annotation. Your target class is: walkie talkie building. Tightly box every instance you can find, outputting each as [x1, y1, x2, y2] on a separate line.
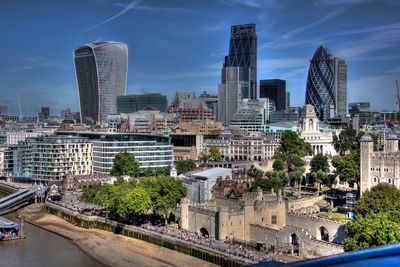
[74, 41, 128, 125]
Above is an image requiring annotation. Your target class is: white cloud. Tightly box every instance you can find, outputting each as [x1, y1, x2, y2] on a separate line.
[79, 0, 144, 34]
[9, 56, 63, 72]
[258, 57, 308, 73]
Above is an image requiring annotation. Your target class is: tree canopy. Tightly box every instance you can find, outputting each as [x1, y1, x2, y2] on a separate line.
[333, 127, 358, 156]
[272, 159, 284, 171]
[331, 150, 360, 186]
[250, 171, 287, 193]
[175, 159, 196, 174]
[209, 145, 222, 160]
[81, 176, 187, 223]
[110, 152, 140, 177]
[275, 131, 312, 159]
[310, 153, 329, 173]
[343, 184, 400, 251]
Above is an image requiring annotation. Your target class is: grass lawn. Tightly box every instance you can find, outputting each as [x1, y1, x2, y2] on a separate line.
[319, 212, 348, 222]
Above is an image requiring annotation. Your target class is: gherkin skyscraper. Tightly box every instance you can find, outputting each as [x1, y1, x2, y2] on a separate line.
[305, 46, 347, 121]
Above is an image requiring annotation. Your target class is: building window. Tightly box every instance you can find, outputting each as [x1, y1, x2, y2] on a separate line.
[271, 215, 277, 225]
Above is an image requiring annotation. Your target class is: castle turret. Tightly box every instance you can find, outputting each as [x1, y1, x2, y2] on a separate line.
[360, 133, 374, 195]
[180, 198, 189, 230]
[386, 134, 399, 153]
[218, 206, 229, 241]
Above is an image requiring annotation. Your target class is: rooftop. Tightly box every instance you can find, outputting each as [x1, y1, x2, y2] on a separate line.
[192, 167, 231, 178]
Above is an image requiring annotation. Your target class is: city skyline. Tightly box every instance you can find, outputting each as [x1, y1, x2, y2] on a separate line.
[0, 0, 399, 116]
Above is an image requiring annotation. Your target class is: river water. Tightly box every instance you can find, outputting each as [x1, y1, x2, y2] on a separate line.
[0, 192, 105, 267]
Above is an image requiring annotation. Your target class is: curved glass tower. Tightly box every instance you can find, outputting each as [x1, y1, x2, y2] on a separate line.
[74, 41, 128, 125]
[305, 46, 335, 121]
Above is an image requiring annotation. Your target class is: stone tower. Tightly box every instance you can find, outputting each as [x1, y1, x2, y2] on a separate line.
[386, 134, 399, 153]
[299, 104, 320, 133]
[360, 133, 374, 195]
[218, 206, 229, 241]
[180, 198, 189, 230]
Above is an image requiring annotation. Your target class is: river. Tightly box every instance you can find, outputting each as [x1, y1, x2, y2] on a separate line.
[0, 192, 105, 267]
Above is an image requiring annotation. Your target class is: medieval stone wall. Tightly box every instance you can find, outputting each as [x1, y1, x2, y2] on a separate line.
[287, 213, 346, 243]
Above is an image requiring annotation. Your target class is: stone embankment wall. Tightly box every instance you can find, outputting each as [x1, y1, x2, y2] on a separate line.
[45, 202, 245, 267]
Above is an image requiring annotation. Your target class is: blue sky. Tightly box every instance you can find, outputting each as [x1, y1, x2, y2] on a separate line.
[0, 0, 399, 116]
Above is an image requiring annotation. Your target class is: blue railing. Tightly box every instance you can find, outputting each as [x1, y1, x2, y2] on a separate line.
[253, 242, 400, 267]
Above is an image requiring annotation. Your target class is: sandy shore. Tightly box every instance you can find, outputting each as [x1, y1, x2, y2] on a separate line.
[20, 205, 217, 267]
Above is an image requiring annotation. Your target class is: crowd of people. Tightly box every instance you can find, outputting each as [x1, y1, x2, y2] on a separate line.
[141, 224, 287, 263]
[50, 192, 290, 264]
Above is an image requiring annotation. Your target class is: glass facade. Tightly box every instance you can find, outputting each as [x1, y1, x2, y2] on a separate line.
[218, 24, 257, 126]
[305, 46, 335, 121]
[56, 132, 173, 174]
[259, 79, 286, 111]
[74, 41, 128, 125]
[225, 24, 257, 99]
[117, 93, 168, 113]
[305, 46, 347, 121]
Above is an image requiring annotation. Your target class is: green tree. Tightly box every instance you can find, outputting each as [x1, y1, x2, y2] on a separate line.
[209, 145, 222, 160]
[331, 150, 360, 186]
[247, 165, 264, 179]
[175, 159, 196, 174]
[344, 212, 400, 251]
[310, 154, 329, 173]
[354, 183, 400, 218]
[343, 184, 400, 251]
[80, 183, 101, 203]
[110, 152, 140, 177]
[275, 131, 312, 159]
[140, 176, 187, 224]
[272, 159, 284, 171]
[333, 127, 358, 156]
[117, 187, 152, 220]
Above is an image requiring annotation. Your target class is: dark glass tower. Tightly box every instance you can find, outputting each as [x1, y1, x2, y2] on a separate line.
[305, 46, 335, 121]
[218, 24, 257, 125]
[74, 41, 128, 125]
[259, 79, 286, 111]
[117, 93, 168, 113]
[225, 24, 257, 99]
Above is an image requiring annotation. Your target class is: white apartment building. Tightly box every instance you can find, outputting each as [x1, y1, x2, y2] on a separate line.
[31, 136, 93, 181]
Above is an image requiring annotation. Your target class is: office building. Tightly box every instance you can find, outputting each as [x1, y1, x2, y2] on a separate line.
[0, 105, 8, 116]
[218, 24, 257, 125]
[37, 107, 50, 122]
[117, 93, 168, 113]
[74, 41, 128, 125]
[305, 46, 347, 121]
[259, 79, 286, 111]
[230, 98, 275, 132]
[334, 58, 347, 117]
[56, 132, 173, 174]
[286, 92, 290, 110]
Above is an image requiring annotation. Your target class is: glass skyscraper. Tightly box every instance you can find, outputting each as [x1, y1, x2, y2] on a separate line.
[117, 93, 168, 113]
[218, 24, 257, 125]
[305, 46, 347, 121]
[74, 41, 128, 125]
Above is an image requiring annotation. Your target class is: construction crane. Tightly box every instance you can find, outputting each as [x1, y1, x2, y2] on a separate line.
[397, 80, 400, 128]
